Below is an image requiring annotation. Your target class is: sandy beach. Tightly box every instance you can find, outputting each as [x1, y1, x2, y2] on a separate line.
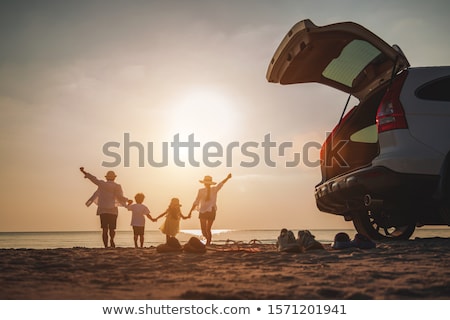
[0, 237, 449, 300]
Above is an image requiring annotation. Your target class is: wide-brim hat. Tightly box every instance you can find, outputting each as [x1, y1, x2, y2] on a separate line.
[105, 171, 117, 179]
[199, 175, 216, 185]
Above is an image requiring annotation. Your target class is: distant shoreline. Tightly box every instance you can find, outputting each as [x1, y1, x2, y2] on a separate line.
[1, 226, 448, 233]
[1, 228, 449, 250]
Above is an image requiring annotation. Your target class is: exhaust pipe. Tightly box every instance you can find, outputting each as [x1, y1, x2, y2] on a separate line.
[364, 194, 383, 208]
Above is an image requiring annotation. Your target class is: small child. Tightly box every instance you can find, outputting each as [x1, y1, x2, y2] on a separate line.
[126, 193, 155, 248]
[155, 198, 189, 242]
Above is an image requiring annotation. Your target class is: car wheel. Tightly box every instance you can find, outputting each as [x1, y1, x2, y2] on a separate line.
[438, 200, 450, 224]
[352, 210, 415, 240]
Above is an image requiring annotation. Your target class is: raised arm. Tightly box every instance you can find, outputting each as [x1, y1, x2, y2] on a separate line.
[221, 173, 232, 185]
[215, 173, 232, 191]
[79, 167, 101, 186]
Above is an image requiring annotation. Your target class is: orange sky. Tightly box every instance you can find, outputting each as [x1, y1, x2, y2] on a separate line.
[1, 0, 449, 232]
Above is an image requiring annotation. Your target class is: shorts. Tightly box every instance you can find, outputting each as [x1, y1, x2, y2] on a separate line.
[199, 209, 216, 221]
[100, 213, 117, 230]
[133, 226, 145, 236]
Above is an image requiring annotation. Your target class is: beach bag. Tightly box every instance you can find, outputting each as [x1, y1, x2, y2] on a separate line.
[277, 228, 302, 253]
[297, 230, 324, 251]
[183, 236, 207, 253]
[156, 237, 182, 253]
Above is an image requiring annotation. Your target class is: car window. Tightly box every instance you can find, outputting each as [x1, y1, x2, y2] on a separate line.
[322, 39, 381, 88]
[350, 124, 378, 143]
[416, 76, 450, 101]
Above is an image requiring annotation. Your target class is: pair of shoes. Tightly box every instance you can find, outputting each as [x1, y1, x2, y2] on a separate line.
[297, 230, 324, 251]
[276, 228, 302, 252]
[331, 232, 376, 249]
[331, 232, 353, 249]
[352, 233, 376, 249]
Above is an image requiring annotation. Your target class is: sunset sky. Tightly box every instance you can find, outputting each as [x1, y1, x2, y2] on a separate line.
[1, 0, 449, 232]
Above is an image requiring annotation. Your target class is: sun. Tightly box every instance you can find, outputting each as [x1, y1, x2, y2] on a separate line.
[166, 86, 239, 139]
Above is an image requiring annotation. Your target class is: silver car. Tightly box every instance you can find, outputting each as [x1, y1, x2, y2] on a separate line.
[267, 19, 450, 240]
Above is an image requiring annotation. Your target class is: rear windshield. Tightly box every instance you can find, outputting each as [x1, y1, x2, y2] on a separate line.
[322, 39, 381, 88]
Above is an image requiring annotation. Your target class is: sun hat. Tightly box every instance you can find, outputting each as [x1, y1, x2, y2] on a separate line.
[105, 171, 117, 180]
[331, 232, 353, 249]
[199, 175, 217, 185]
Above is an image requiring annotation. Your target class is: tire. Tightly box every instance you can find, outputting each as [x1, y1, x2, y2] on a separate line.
[352, 209, 416, 240]
[438, 200, 450, 224]
[437, 151, 450, 224]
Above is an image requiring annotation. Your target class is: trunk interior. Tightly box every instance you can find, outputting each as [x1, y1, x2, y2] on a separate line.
[320, 85, 388, 183]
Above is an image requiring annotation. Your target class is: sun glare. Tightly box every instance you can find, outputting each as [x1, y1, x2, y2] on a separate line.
[166, 86, 239, 138]
[180, 229, 232, 236]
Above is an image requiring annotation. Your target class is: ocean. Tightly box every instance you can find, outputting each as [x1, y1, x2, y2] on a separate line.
[0, 228, 449, 249]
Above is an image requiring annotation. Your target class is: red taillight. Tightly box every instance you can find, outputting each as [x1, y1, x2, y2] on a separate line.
[376, 71, 408, 133]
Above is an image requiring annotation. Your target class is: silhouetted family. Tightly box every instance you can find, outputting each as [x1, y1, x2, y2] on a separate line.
[80, 167, 231, 248]
[80, 167, 375, 251]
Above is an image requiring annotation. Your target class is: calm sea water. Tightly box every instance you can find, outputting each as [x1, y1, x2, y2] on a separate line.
[0, 228, 449, 249]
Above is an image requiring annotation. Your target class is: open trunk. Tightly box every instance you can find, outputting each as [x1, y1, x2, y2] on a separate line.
[319, 86, 387, 183]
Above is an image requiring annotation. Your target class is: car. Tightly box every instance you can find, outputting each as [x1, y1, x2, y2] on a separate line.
[266, 19, 450, 240]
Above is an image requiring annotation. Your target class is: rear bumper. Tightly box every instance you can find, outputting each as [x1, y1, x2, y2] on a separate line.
[315, 166, 439, 217]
